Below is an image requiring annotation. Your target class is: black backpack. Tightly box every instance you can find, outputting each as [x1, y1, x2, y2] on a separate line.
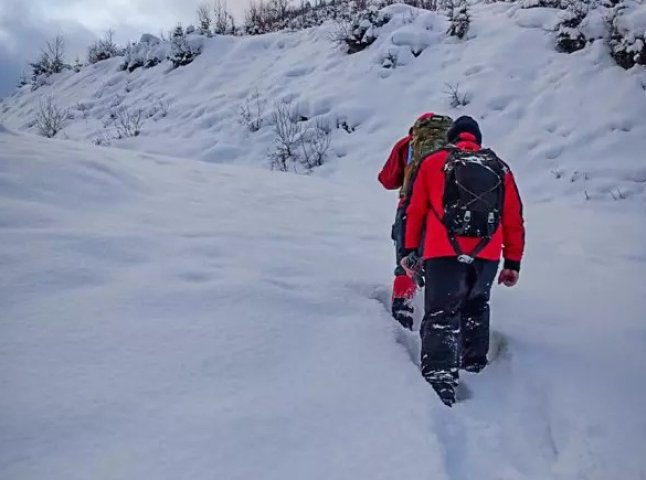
[439, 148, 508, 264]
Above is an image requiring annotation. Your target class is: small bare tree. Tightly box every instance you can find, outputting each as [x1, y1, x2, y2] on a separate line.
[30, 35, 66, 83]
[46, 36, 66, 73]
[35, 96, 68, 138]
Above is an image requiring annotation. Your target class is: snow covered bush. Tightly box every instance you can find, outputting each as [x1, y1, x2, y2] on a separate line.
[108, 106, 146, 138]
[145, 98, 170, 121]
[400, 0, 440, 10]
[556, 0, 589, 52]
[240, 90, 267, 132]
[168, 26, 203, 68]
[88, 30, 123, 64]
[17, 73, 29, 88]
[30, 36, 67, 87]
[270, 100, 303, 171]
[333, 7, 391, 53]
[197, 4, 213, 35]
[299, 119, 332, 169]
[34, 96, 67, 138]
[269, 100, 332, 172]
[285, 0, 354, 30]
[446, 0, 471, 39]
[520, 0, 566, 9]
[244, 0, 294, 34]
[381, 49, 400, 68]
[121, 34, 167, 72]
[608, 0, 646, 69]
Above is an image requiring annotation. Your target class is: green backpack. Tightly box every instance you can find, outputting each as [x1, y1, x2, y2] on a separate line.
[400, 114, 453, 201]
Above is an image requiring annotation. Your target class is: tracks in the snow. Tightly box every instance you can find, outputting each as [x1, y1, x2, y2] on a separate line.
[366, 283, 560, 480]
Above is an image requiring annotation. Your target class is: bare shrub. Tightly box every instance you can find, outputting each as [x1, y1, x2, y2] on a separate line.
[270, 100, 303, 171]
[110, 106, 145, 138]
[269, 99, 332, 172]
[240, 89, 267, 132]
[299, 120, 331, 169]
[145, 98, 170, 120]
[444, 82, 471, 107]
[75, 101, 91, 120]
[35, 96, 68, 138]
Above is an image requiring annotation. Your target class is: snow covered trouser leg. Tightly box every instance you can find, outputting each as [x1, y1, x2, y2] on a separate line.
[460, 260, 498, 372]
[391, 207, 416, 329]
[420, 258, 470, 382]
[420, 258, 498, 380]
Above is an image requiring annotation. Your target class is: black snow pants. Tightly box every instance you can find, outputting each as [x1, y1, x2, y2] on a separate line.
[420, 257, 498, 381]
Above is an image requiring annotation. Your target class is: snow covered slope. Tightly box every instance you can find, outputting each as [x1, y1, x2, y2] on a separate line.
[1, 123, 646, 479]
[2, 1, 646, 478]
[1, 2, 646, 203]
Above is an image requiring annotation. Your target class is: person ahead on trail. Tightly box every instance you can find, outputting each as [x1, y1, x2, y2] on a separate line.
[401, 116, 525, 407]
[378, 113, 453, 330]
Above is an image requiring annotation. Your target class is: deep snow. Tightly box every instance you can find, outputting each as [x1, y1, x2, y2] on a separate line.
[2, 125, 646, 480]
[1, 3, 646, 203]
[2, 2, 646, 479]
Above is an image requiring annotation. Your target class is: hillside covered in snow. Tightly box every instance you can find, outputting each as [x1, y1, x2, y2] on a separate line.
[2, 1, 646, 479]
[2, 1, 646, 202]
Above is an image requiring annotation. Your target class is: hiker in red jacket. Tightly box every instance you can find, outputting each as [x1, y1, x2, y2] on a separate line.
[401, 116, 525, 406]
[378, 113, 453, 330]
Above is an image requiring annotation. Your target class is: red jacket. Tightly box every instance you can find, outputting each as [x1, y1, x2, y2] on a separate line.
[404, 133, 525, 269]
[378, 135, 411, 192]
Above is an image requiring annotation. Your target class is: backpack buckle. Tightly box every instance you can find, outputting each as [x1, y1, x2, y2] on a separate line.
[457, 254, 474, 264]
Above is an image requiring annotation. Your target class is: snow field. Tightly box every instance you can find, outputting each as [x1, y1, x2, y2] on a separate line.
[2, 125, 646, 479]
[1, 1, 646, 478]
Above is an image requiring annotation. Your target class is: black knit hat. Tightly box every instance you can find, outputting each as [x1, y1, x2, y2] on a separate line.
[446, 116, 482, 145]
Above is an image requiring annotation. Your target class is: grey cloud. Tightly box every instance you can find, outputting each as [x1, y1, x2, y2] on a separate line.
[0, 0, 98, 98]
[0, 0, 248, 99]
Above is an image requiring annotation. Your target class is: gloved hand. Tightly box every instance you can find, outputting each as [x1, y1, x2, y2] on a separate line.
[498, 269, 519, 287]
[400, 251, 424, 288]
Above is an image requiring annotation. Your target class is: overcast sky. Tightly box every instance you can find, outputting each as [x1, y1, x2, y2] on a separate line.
[0, 0, 246, 98]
